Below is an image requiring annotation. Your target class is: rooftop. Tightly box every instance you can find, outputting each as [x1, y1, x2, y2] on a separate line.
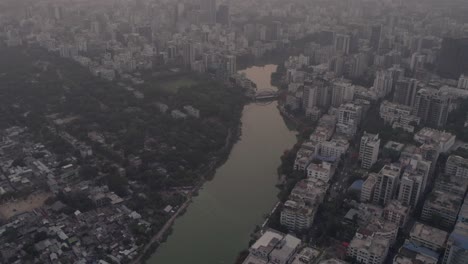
[410, 222, 448, 247]
[384, 200, 409, 215]
[426, 190, 463, 212]
[414, 128, 455, 144]
[349, 234, 389, 256]
[384, 141, 405, 152]
[380, 164, 401, 179]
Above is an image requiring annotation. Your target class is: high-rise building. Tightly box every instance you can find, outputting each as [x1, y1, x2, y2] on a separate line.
[224, 55, 236, 76]
[361, 173, 378, 203]
[398, 170, 423, 209]
[331, 81, 354, 107]
[269, 21, 281, 41]
[410, 52, 426, 72]
[443, 222, 468, 264]
[360, 132, 380, 170]
[373, 70, 393, 98]
[393, 78, 418, 107]
[348, 230, 390, 264]
[457, 74, 468, 89]
[443, 195, 468, 264]
[421, 190, 463, 229]
[349, 53, 369, 78]
[409, 222, 448, 252]
[337, 103, 362, 136]
[303, 86, 318, 110]
[373, 164, 401, 206]
[216, 4, 230, 26]
[183, 42, 195, 67]
[437, 38, 468, 79]
[370, 24, 382, 51]
[383, 200, 409, 227]
[334, 33, 350, 55]
[445, 155, 468, 180]
[412, 88, 451, 128]
[200, 0, 216, 24]
[316, 84, 332, 109]
[280, 200, 315, 231]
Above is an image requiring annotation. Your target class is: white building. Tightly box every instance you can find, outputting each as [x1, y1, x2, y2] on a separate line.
[421, 190, 463, 229]
[348, 231, 390, 264]
[183, 105, 200, 118]
[171, 110, 188, 119]
[373, 70, 393, 98]
[379, 101, 420, 129]
[361, 173, 378, 203]
[443, 222, 468, 264]
[458, 74, 468, 89]
[243, 230, 301, 264]
[414, 128, 455, 153]
[320, 139, 349, 159]
[331, 81, 355, 107]
[337, 103, 362, 136]
[307, 161, 335, 182]
[280, 200, 315, 231]
[294, 148, 315, 171]
[445, 155, 468, 180]
[383, 200, 409, 227]
[409, 222, 448, 251]
[360, 132, 380, 170]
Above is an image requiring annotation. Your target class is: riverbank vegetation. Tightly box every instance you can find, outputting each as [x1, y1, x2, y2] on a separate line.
[0, 46, 246, 255]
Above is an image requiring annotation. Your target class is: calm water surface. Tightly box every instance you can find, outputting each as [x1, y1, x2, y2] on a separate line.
[148, 65, 296, 264]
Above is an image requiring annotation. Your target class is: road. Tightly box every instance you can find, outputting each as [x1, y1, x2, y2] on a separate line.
[329, 148, 359, 201]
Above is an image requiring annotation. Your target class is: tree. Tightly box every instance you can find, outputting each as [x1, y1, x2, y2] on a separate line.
[79, 165, 98, 180]
[107, 173, 128, 196]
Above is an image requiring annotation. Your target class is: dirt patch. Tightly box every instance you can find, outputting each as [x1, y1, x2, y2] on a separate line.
[0, 192, 51, 220]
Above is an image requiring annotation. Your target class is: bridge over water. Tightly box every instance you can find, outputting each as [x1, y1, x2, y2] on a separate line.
[253, 89, 280, 101]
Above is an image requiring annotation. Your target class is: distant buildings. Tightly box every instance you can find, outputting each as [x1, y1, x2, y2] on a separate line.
[334, 34, 351, 55]
[331, 81, 354, 107]
[412, 88, 451, 128]
[458, 74, 468, 89]
[393, 78, 418, 107]
[437, 38, 468, 79]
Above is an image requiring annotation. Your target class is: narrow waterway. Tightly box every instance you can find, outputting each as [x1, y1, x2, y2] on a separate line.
[148, 65, 296, 264]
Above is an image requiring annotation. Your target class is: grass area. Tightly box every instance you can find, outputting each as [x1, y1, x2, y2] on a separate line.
[159, 77, 198, 93]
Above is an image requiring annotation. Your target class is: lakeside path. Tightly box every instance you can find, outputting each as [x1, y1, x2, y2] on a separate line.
[131, 188, 195, 264]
